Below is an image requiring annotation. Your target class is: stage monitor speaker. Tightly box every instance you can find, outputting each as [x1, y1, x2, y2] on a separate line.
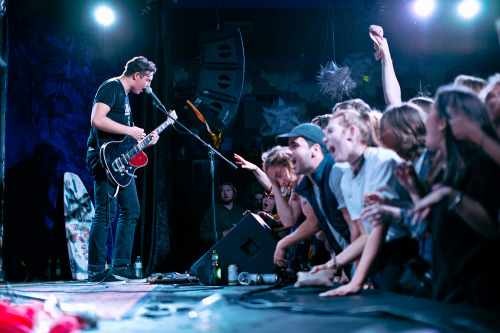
[189, 213, 280, 285]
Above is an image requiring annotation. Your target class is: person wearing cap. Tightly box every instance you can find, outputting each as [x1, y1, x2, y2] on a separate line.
[275, 123, 358, 278]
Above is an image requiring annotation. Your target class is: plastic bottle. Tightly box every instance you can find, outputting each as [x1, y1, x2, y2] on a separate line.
[210, 250, 221, 285]
[134, 256, 143, 278]
[54, 258, 62, 280]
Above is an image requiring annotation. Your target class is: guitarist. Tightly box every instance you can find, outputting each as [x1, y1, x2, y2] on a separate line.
[86, 56, 159, 283]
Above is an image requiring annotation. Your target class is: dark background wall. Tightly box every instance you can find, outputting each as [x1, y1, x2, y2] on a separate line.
[2, 0, 499, 280]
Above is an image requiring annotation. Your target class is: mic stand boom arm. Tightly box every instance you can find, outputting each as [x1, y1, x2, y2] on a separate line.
[147, 92, 238, 244]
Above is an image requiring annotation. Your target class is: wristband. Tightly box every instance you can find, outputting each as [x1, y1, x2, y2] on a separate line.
[447, 192, 462, 211]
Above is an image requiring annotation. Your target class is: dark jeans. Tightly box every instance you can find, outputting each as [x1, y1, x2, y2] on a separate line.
[88, 178, 140, 273]
[371, 236, 419, 292]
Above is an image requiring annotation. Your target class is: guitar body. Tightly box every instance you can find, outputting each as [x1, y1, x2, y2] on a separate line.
[99, 110, 177, 190]
[100, 136, 148, 187]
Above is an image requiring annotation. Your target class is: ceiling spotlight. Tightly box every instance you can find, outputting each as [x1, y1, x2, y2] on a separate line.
[94, 5, 116, 27]
[457, 0, 481, 20]
[413, 0, 436, 18]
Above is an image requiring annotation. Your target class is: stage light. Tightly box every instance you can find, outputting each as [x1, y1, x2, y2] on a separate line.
[413, 0, 436, 18]
[457, 0, 481, 20]
[94, 5, 115, 27]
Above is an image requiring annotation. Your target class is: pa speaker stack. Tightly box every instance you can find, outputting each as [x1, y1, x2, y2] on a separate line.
[189, 28, 245, 133]
[189, 213, 279, 285]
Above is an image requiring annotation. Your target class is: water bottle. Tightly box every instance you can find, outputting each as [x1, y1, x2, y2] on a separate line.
[54, 258, 62, 280]
[134, 256, 143, 278]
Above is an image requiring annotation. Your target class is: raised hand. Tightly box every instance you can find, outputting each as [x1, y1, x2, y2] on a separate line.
[447, 104, 482, 145]
[369, 25, 385, 60]
[234, 153, 258, 171]
[395, 161, 419, 196]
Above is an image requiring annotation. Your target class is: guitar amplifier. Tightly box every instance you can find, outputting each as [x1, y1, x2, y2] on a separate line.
[189, 213, 280, 285]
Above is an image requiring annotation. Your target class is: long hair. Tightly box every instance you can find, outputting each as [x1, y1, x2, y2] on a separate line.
[331, 109, 382, 147]
[435, 85, 497, 186]
[381, 103, 426, 162]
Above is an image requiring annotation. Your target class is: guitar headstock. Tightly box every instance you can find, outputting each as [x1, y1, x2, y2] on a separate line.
[168, 110, 178, 121]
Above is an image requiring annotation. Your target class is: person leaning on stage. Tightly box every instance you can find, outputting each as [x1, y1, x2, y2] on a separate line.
[199, 182, 245, 249]
[313, 108, 418, 297]
[86, 56, 159, 284]
[275, 123, 358, 277]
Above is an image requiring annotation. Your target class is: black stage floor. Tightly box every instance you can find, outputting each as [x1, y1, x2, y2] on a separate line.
[1, 280, 498, 332]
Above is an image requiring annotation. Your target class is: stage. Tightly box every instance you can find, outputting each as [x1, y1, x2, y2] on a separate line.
[1, 279, 498, 332]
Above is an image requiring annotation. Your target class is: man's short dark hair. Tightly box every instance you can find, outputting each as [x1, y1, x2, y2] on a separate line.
[218, 182, 237, 198]
[123, 56, 157, 77]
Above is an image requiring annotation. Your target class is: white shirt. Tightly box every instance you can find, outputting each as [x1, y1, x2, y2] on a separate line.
[341, 147, 409, 242]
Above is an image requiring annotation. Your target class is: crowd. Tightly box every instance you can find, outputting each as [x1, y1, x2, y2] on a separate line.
[200, 25, 500, 311]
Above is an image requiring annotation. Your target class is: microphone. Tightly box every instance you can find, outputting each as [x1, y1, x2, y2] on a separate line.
[144, 87, 166, 111]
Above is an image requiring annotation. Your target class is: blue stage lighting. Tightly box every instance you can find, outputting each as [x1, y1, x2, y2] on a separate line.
[94, 5, 115, 27]
[413, 0, 436, 18]
[457, 0, 481, 20]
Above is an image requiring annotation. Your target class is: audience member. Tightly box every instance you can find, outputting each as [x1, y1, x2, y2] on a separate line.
[448, 74, 500, 165]
[276, 123, 356, 277]
[199, 182, 245, 249]
[410, 85, 500, 310]
[313, 109, 417, 296]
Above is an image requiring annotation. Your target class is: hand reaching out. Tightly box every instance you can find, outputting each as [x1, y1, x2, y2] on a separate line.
[395, 161, 420, 196]
[234, 153, 258, 171]
[447, 104, 483, 145]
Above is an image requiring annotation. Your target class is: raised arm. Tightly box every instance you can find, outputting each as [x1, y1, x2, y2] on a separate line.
[234, 153, 273, 192]
[370, 25, 402, 106]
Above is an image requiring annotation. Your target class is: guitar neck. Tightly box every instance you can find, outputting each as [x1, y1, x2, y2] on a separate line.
[135, 112, 177, 151]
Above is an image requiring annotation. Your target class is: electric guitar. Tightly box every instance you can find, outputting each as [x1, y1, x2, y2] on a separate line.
[100, 111, 177, 188]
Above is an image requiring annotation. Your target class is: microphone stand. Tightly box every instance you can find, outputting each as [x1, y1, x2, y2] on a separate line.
[149, 99, 237, 245]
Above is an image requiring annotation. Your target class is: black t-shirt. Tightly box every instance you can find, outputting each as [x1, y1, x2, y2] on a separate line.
[430, 151, 500, 310]
[86, 78, 132, 175]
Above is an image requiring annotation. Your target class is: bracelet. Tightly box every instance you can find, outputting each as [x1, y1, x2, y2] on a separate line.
[328, 257, 339, 270]
[447, 192, 462, 211]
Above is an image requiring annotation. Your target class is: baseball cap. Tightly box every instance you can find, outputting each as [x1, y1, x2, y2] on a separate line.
[275, 123, 326, 150]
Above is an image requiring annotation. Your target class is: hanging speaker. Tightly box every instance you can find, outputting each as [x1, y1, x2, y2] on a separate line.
[198, 67, 244, 103]
[199, 28, 245, 67]
[192, 28, 245, 133]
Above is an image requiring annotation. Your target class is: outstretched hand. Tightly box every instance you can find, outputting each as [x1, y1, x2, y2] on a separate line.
[234, 153, 258, 171]
[447, 104, 482, 145]
[395, 161, 420, 196]
[409, 184, 456, 225]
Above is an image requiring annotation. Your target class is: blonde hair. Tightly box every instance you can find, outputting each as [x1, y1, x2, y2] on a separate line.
[331, 109, 382, 147]
[453, 74, 487, 94]
[332, 98, 371, 114]
[262, 146, 293, 173]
